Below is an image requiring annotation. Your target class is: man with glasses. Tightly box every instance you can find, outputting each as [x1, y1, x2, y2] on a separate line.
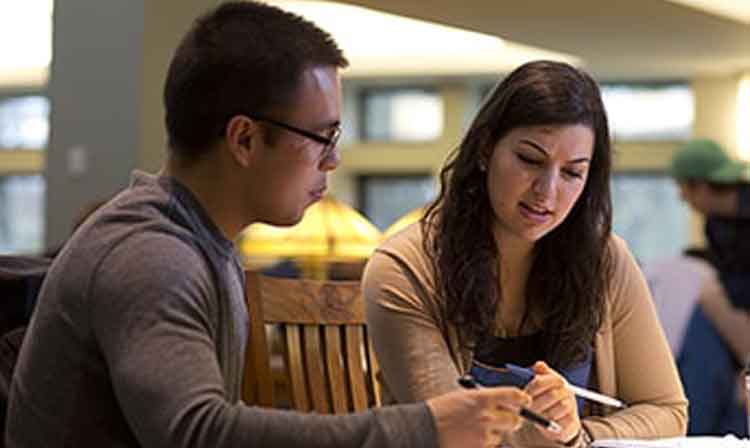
[248, 115, 342, 161]
[6, 2, 530, 447]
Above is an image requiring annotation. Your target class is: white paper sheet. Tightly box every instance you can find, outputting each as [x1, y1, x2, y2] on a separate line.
[592, 435, 749, 448]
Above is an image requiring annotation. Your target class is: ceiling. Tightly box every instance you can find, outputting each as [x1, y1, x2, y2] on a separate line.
[337, 0, 750, 81]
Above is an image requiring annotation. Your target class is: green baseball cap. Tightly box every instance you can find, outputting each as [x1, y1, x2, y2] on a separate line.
[670, 139, 731, 180]
[708, 160, 750, 184]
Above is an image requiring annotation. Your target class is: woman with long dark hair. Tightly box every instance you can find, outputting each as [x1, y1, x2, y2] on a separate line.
[363, 61, 686, 447]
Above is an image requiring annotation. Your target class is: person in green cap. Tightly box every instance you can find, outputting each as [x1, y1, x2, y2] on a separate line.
[670, 138, 750, 309]
[668, 138, 750, 436]
[670, 138, 750, 218]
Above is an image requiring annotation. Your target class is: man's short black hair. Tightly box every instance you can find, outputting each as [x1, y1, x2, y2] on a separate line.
[163, 1, 348, 157]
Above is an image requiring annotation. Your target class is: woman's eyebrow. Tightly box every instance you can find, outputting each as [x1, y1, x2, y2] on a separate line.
[519, 139, 591, 164]
[519, 138, 548, 156]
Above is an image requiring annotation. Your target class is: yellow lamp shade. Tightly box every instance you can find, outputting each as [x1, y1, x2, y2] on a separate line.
[384, 206, 426, 238]
[239, 196, 383, 261]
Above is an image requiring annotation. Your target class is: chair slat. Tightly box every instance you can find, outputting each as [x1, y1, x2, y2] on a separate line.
[304, 325, 330, 413]
[244, 271, 381, 415]
[283, 325, 310, 412]
[324, 326, 348, 413]
[242, 271, 273, 407]
[345, 326, 369, 411]
[366, 330, 382, 407]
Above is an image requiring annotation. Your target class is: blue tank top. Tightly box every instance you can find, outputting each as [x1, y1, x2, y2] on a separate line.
[469, 332, 592, 413]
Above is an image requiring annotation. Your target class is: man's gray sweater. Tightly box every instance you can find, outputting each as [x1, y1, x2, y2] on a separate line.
[6, 171, 436, 447]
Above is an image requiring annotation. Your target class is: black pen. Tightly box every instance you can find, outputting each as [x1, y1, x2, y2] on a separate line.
[457, 375, 562, 433]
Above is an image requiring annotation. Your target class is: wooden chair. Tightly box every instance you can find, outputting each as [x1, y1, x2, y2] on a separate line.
[243, 270, 381, 414]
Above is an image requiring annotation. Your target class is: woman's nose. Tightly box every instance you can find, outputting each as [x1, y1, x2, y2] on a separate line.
[531, 169, 557, 198]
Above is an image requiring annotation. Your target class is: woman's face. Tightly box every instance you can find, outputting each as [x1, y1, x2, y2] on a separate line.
[486, 124, 594, 245]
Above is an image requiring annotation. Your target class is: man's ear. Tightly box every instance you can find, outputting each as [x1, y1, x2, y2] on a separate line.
[224, 115, 259, 167]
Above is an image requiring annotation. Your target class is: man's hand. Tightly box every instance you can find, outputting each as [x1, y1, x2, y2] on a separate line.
[426, 386, 530, 448]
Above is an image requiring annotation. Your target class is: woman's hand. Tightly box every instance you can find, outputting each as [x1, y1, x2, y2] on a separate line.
[525, 361, 581, 444]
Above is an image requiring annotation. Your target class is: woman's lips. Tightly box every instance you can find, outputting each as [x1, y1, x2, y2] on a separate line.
[519, 202, 552, 224]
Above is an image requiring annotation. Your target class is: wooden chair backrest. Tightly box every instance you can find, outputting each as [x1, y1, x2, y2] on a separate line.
[243, 270, 381, 413]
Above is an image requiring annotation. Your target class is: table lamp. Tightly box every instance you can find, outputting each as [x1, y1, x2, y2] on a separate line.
[239, 196, 382, 279]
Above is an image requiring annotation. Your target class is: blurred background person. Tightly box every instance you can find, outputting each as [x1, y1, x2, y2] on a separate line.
[656, 138, 750, 436]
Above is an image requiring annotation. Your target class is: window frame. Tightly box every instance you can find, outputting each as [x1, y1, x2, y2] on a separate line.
[0, 87, 48, 254]
[356, 86, 443, 142]
[600, 80, 693, 143]
[356, 172, 435, 229]
[610, 169, 691, 263]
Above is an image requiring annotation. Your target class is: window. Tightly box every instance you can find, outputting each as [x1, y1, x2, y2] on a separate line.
[357, 174, 435, 231]
[0, 0, 53, 254]
[0, 95, 49, 149]
[601, 83, 693, 142]
[0, 92, 48, 254]
[477, 82, 496, 106]
[359, 88, 443, 141]
[611, 173, 690, 264]
[0, 175, 45, 254]
[461, 80, 500, 130]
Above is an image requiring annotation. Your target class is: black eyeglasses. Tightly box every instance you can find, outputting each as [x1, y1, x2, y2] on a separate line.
[250, 115, 341, 162]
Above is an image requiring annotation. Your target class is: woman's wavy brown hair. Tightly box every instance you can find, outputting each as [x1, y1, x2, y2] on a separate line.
[422, 60, 613, 368]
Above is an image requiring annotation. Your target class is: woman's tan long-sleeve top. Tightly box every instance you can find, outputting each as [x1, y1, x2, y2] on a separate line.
[363, 223, 687, 447]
